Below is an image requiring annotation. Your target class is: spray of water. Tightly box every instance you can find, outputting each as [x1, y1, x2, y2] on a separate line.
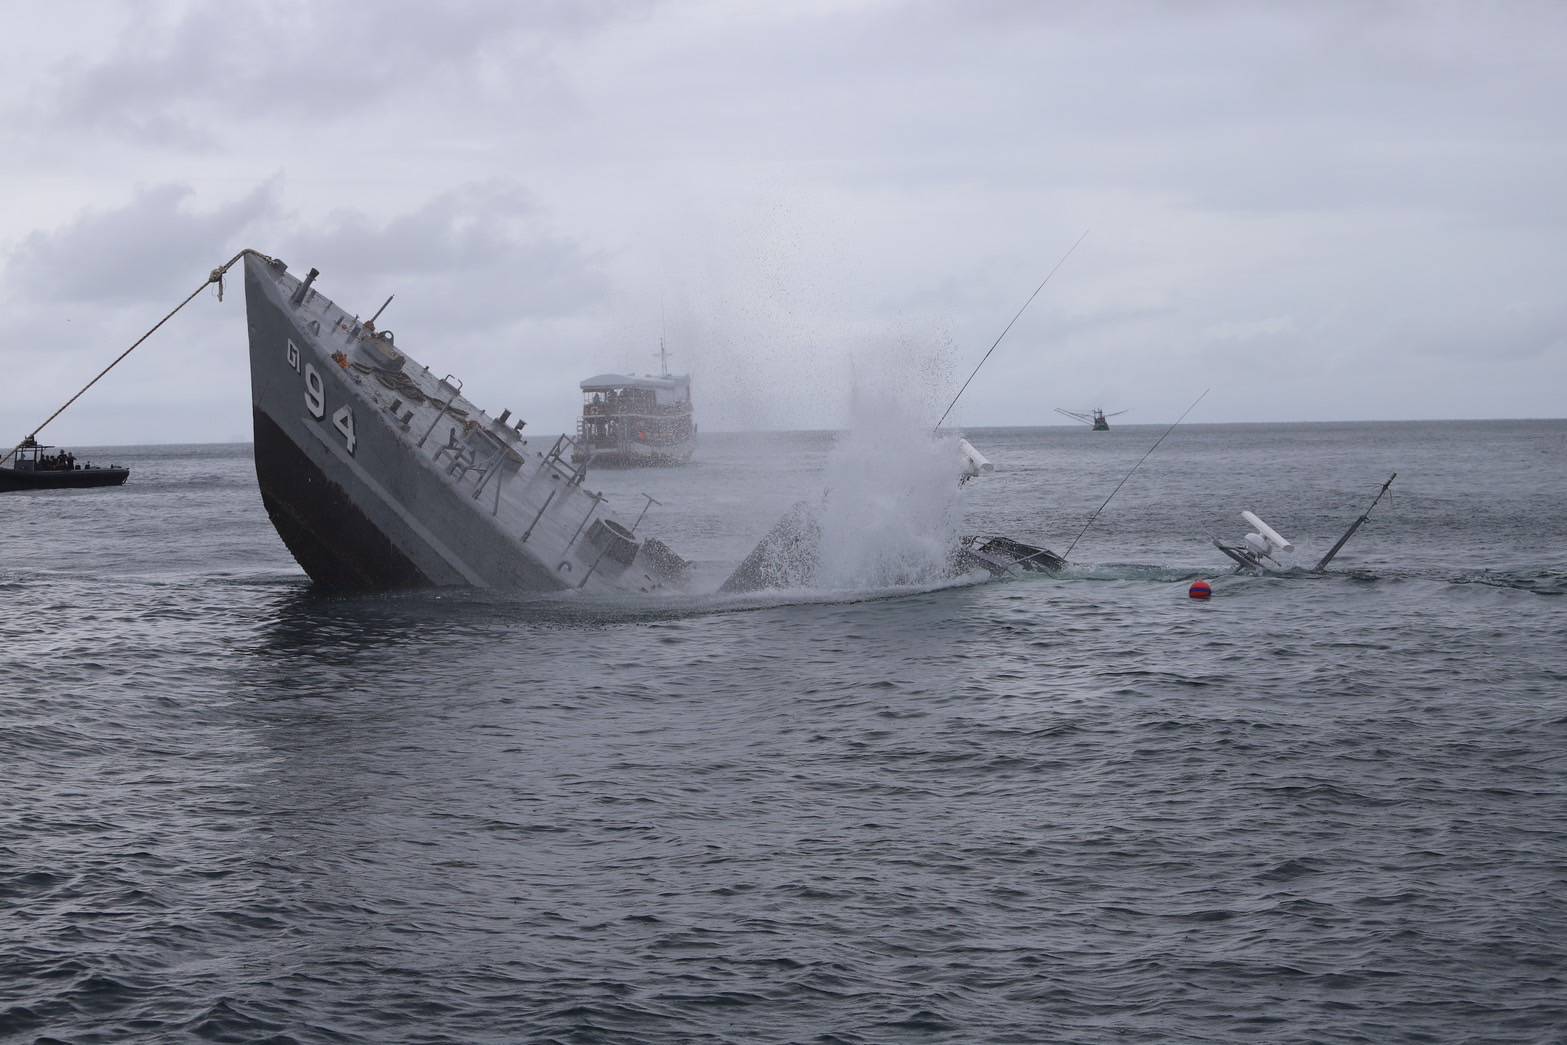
[811, 382, 968, 590]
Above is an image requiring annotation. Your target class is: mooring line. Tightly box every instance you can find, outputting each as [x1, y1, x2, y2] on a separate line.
[2, 249, 257, 468]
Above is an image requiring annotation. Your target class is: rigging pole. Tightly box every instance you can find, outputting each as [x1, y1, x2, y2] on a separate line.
[933, 229, 1089, 431]
[1313, 473, 1397, 572]
[1060, 388, 1209, 559]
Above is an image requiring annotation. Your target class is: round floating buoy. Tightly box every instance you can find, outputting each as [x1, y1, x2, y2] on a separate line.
[1189, 579, 1212, 600]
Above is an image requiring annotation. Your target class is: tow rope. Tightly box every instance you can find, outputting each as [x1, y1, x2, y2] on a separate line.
[2, 249, 261, 468]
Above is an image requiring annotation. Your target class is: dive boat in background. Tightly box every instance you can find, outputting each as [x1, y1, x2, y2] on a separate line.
[573, 342, 695, 467]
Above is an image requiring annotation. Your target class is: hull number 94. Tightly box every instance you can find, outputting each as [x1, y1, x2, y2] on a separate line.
[288, 339, 356, 455]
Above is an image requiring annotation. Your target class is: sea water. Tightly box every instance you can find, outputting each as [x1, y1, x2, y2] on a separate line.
[2, 420, 1564, 1042]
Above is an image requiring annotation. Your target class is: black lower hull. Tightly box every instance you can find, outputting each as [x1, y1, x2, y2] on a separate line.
[0, 467, 128, 491]
[252, 406, 431, 590]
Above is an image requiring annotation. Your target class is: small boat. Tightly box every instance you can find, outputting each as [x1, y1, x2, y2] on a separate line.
[573, 340, 695, 467]
[0, 438, 128, 491]
[1056, 407, 1126, 431]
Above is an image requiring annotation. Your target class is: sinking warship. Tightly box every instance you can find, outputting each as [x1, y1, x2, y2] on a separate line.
[1211, 474, 1397, 574]
[242, 253, 687, 593]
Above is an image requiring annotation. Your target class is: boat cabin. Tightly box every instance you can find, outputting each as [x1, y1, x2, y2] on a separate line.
[8, 437, 78, 472]
[581, 373, 690, 417]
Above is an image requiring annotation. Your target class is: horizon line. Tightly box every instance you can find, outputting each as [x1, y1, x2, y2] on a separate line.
[27, 414, 1566, 449]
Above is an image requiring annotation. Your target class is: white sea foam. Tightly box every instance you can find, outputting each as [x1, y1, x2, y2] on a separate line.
[812, 383, 968, 590]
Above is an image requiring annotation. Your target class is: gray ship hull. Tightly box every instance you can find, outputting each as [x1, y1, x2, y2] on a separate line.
[243, 253, 686, 593]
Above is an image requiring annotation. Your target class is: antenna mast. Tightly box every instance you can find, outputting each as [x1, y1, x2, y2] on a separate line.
[1061, 388, 1209, 558]
[657, 306, 671, 377]
[1313, 474, 1397, 572]
[934, 229, 1089, 431]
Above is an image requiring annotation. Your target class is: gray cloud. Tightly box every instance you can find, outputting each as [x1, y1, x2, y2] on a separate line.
[40, 1, 652, 146]
[0, 175, 617, 444]
[5, 181, 279, 304]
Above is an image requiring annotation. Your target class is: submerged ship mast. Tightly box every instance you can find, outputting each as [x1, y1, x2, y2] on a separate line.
[933, 229, 1089, 430]
[1313, 474, 1397, 572]
[656, 304, 672, 377]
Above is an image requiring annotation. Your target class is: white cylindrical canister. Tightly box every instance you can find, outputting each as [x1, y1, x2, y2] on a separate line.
[958, 438, 994, 476]
[1240, 510, 1294, 553]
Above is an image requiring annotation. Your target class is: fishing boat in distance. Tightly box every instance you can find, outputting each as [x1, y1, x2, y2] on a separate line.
[573, 341, 695, 467]
[239, 252, 689, 593]
[1055, 407, 1126, 431]
[0, 437, 128, 491]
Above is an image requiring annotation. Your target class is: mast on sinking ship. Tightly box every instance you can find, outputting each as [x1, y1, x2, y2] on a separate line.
[1313, 473, 1397, 572]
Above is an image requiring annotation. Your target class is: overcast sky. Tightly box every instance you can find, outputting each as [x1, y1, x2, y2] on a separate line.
[2, 0, 1563, 445]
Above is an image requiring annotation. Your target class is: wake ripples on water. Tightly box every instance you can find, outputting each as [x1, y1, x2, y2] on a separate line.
[5, 572, 1564, 1042]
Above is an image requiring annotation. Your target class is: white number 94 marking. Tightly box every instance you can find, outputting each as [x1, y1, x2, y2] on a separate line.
[332, 404, 357, 454]
[303, 363, 325, 419]
[301, 357, 356, 455]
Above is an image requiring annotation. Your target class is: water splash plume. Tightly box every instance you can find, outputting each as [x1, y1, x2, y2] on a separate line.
[813, 385, 967, 589]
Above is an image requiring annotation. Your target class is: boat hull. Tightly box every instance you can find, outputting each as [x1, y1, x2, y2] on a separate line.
[251, 406, 430, 588]
[0, 467, 128, 491]
[578, 440, 696, 468]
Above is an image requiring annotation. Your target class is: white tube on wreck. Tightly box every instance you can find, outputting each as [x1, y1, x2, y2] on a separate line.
[1240, 510, 1293, 553]
[958, 438, 994, 477]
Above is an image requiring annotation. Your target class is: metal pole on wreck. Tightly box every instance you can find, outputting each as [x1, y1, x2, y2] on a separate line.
[933, 229, 1090, 431]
